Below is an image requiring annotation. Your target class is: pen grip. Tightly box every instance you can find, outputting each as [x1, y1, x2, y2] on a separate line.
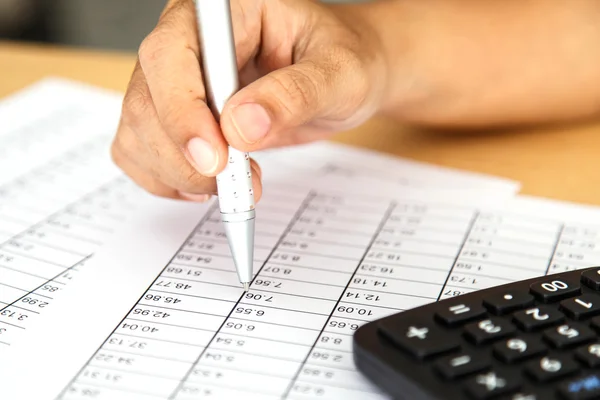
[216, 147, 255, 214]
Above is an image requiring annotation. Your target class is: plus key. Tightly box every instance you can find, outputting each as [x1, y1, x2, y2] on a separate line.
[378, 317, 460, 359]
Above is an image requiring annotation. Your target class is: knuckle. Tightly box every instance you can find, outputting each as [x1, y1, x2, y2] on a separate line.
[268, 69, 319, 116]
[121, 83, 153, 127]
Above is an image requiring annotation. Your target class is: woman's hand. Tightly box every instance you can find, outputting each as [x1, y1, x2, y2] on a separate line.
[111, 0, 387, 202]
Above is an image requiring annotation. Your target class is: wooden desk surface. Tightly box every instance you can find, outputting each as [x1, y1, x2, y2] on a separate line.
[2, 40, 600, 205]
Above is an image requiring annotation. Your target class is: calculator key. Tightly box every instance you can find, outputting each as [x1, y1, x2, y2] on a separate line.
[378, 319, 460, 359]
[575, 343, 600, 368]
[513, 306, 565, 332]
[434, 352, 490, 380]
[464, 318, 516, 345]
[525, 355, 579, 382]
[543, 323, 596, 349]
[435, 302, 487, 326]
[590, 316, 600, 332]
[483, 291, 535, 316]
[559, 373, 600, 400]
[464, 370, 521, 399]
[581, 267, 600, 290]
[493, 337, 547, 364]
[530, 277, 580, 303]
[560, 294, 600, 320]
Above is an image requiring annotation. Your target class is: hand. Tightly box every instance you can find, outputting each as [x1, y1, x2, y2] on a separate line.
[111, 0, 388, 202]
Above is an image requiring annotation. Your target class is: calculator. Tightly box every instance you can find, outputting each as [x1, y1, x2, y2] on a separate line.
[353, 266, 600, 400]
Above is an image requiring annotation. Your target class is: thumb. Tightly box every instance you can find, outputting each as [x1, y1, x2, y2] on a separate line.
[221, 56, 367, 151]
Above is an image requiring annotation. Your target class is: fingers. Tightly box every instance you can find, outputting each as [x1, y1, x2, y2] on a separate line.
[137, 0, 264, 177]
[221, 48, 371, 152]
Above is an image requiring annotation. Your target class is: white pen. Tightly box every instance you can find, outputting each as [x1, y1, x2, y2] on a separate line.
[195, 0, 255, 291]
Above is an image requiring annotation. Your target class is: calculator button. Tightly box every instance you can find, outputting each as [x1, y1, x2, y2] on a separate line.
[483, 291, 534, 316]
[575, 343, 600, 367]
[525, 355, 579, 382]
[513, 306, 565, 332]
[378, 319, 460, 359]
[560, 294, 600, 320]
[464, 370, 521, 399]
[543, 323, 596, 349]
[435, 302, 487, 326]
[559, 373, 600, 400]
[433, 352, 490, 380]
[530, 277, 580, 303]
[464, 318, 516, 345]
[581, 267, 600, 290]
[492, 337, 547, 364]
[590, 316, 600, 332]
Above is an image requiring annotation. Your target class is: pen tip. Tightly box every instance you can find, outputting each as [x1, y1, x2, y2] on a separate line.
[243, 282, 249, 292]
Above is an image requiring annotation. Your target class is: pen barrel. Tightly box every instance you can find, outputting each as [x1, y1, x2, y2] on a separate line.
[196, 0, 238, 116]
[217, 148, 255, 214]
[196, 0, 255, 215]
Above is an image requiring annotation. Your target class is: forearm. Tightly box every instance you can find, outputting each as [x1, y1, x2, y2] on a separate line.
[345, 0, 600, 127]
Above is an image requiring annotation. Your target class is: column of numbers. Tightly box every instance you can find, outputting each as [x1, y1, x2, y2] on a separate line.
[175, 193, 389, 399]
[63, 190, 308, 399]
[548, 223, 600, 274]
[288, 201, 477, 399]
[439, 213, 563, 299]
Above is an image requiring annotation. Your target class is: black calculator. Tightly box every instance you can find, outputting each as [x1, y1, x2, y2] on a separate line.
[353, 267, 600, 400]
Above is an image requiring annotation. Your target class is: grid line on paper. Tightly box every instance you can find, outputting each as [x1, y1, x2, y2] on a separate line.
[544, 224, 566, 276]
[0, 255, 92, 315]
[55, 202, 221, 400]
[0, 177, 125, 314]
[168, 191, 316, 400]
[435, 211, 480, 301]
[281, 200, 397, 399]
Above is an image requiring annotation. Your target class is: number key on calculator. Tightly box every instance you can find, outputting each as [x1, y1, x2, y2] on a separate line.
[353, 267, 600, 400]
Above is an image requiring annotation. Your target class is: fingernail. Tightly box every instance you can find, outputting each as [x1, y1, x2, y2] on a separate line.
[178, 192, 212, 202]
[231, 103, 271, 144]
[186, 137, 219, 174]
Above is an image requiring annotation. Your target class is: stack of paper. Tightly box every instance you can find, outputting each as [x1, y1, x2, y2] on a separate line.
[1, 79, 599, 400]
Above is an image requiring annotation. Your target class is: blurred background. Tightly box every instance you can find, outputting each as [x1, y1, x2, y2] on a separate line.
[0, 0, 358, 52]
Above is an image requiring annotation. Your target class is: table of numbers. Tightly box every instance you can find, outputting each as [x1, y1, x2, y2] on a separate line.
[0, 120, 141, 350]
[57, 184, 600, 400]
[61, 187, 488, 400]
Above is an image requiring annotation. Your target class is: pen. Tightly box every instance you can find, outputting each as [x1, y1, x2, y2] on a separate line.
[194, 0, 255, 291]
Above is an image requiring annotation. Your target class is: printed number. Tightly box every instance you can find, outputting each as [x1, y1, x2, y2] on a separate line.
[526, 308, 549, 321]
[224, 322, 255, 331]
[21, 297, 48, 308]
[336, 306, 373, 316]
[540, 280, 568, 292]
[263, 266, 292, 275]
[292, 385, 325, 396]
[120, 323, 159, 333]
[557, 325, 579, 338]
[41, 285, 59, 292]
[143, 294, 181, 304]
[478, 320, 501, 334]
[507, 339, 527, 353]
[132, 309, 170, 318]
[244, 293, 273, 302]
[234, 307, 264, 317]
[253, 280, 281, 288]
[320, 335, 343, 346]
[328, 320, 359, 331]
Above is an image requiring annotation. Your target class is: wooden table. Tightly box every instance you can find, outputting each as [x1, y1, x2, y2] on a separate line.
[2, 40, 600, 205]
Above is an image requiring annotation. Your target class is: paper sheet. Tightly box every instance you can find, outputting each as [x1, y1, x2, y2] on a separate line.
[6, 182, 600, 399]
[0, 173, 517, 400]
[0, 78, 520, 356]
